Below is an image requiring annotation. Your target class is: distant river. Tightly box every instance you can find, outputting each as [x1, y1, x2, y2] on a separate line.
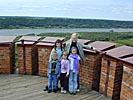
[0, 28, 133, 36]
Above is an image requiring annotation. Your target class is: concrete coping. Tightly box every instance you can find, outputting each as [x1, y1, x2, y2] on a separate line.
[89, 41, 116, 51]
[36, 42, 54, 46]
[17, 36, 41, 45]
[83, 48, 96, 53]
[83, 41, 116, 53]
[36, 37, 64, 46]
[122, 56, 133, 68]
[106, 46, 133, 59]
[42, 37, 64, 43]
[0, 36, 16, 43]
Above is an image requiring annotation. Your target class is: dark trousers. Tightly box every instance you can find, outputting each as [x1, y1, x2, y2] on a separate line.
[77, 74, 80, 89]
[60, 73, 68, 90]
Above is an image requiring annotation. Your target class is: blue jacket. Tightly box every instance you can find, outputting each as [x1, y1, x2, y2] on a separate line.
[49, 48, 63, 62]
[48, 60, 61, 76]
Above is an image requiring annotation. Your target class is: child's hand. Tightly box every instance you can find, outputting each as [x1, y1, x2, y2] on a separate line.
[93, 47, 97, 51]
[57, 75, 60, 79]
[66, 74, 69, 77]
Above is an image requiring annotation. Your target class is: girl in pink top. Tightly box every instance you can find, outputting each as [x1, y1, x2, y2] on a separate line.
[60, 51, 70, 94]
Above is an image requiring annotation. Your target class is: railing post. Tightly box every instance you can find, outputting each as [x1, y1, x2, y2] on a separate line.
[21, 39, 26, 75]
[104, 59, 110, 96]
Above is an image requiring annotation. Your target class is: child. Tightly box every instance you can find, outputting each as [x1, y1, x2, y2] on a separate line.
[49, 39, 63, 62]
[44, 39, 63, 91]
[68, 47, 80, 95]
[60, 51, 70, 94]
[47, 51, 60, 93]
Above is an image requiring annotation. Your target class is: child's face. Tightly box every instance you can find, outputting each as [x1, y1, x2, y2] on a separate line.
[62, 54, 67, 59]
[56, 42, 61, 48]
[72, 49, 77, 55]
[52, 53, 57, 60]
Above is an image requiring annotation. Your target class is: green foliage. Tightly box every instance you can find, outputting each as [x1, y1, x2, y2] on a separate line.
[38, 33, 72, 41]
[114, 39, 133, 46]
[25, 33, 36, 36]
[0, 16, 133, 29]
[15, 35, 22, 41]
[36, 32, 133, 46]
[77, 32, 133, 42]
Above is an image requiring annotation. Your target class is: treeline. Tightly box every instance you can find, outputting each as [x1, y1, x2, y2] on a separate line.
[37, 32, 133, 41]
[0, 16, 133, 29]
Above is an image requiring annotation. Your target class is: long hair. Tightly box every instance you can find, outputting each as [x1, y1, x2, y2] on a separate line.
[54, 39, 63, 51]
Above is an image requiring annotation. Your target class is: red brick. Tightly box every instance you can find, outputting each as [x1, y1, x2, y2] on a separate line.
[120, 64, 133, 100]
[37, 45, 53, 77]
[17, 44, 38, 75]
[100, 56, 123, 100]
[0, 43, 15, 74]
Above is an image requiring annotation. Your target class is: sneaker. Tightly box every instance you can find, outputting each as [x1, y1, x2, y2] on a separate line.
[77, 89, 80, 92]
[43, 88, 47, 91]
[61, 87, 64, 93]
[73, 92, 76, 95]
[53, 89, 57, 93]
[43, 86, 48, 91]
[69, 92, 73, 95]
[47, 90, 51, 93]
[63, 90, 67, 94]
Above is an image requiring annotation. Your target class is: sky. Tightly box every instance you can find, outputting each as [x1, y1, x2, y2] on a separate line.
[0, 0, 133, 21]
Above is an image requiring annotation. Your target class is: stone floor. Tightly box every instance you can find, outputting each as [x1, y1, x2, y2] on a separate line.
[0, 74, 109, 100]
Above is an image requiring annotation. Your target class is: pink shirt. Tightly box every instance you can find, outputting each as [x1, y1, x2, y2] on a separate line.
[61, 59, 70, 75]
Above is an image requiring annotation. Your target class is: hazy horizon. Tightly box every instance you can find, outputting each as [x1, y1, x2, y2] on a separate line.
[0, 0, 133, 21]
[0, 15, 133, 22]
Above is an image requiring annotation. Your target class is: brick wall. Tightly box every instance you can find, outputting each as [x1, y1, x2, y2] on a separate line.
[37, 44, 54, 76]
[100, 55, 123, 100]
[1, 36, 133, 100]
[0, 44, 15, 74]
[18, 44, 38, 75]
[79, 41, 116, 92]
[120, 63, 133, 100]
[79, 50, 102, 91]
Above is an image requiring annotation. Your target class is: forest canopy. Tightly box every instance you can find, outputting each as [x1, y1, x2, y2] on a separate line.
[0, 16, 133, 29]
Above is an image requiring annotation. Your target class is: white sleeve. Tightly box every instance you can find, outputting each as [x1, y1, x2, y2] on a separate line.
[78, 55, 81, 60]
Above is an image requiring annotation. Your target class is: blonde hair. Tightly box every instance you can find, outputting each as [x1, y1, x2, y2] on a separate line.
[71, 33, 77, 38]
[63, 51, 68, 56]
[52, 51, 57, 55]
[70, 33, 78, 42]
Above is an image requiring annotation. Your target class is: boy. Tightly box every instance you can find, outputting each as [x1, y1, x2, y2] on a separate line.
[47, 51, 60, 93]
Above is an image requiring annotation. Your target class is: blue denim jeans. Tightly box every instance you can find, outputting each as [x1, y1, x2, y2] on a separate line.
[48, 74, 57, 90]
[69, 70, 77, 92]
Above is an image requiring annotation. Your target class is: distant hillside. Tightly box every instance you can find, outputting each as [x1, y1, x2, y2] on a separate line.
[0, 16, 133, 29]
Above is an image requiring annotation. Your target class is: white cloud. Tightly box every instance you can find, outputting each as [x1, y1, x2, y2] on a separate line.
[0, 0, 133, 20]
